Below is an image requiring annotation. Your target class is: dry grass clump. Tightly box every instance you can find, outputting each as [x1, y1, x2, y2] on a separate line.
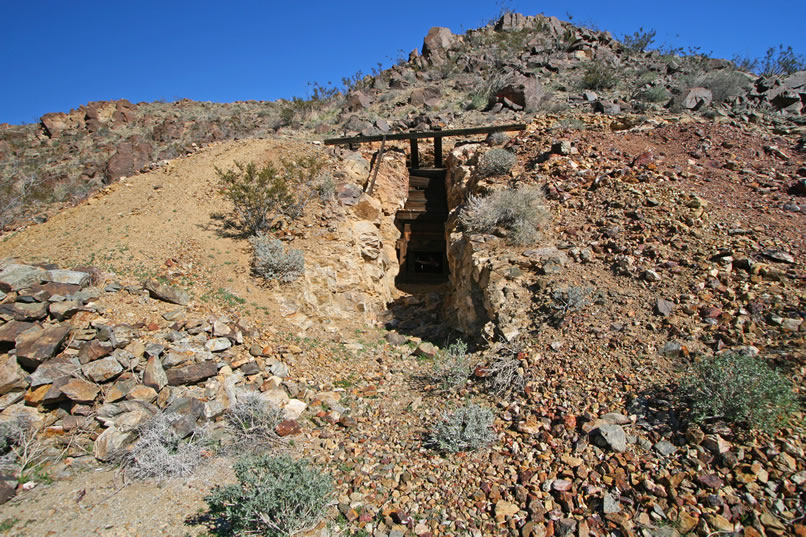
[459, 185, 549, 245]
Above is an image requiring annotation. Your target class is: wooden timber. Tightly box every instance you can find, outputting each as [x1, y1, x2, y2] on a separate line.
[323, 123, 527, 146]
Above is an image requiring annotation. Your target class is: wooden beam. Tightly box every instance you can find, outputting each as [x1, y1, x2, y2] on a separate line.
[434, 136, 443, 168]
[410, 138, 419, 169]
[324, 123, 527, 146]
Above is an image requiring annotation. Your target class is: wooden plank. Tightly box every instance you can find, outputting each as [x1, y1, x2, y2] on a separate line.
[434, 136, 443, 168]
[410, 139, 419, 170]
[365, 135, 386, 195]
[324, 123, 527, 145]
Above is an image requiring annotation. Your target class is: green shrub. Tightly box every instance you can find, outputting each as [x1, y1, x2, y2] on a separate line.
[759, 45, 806, 76]
[637, 86, 670, 103]
[227, 391, 284, 449]
[430, 404, 496, 453]
[459, 185, 548, 245]
[216, 156, 326, 234]
[431, 340, 472, 390]
[249, 234, 305, 283]
[694, 70, 750, 103]
[579, 61, 619, 91]
[477, 148, 517, 177]
[205, 454, 333, 537]
[679, 352, 798, 432]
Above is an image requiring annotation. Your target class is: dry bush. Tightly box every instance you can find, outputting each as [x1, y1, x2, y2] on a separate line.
[459, 185, 548, 245]
[430, 404, 496, 453]
[124, 412, 209, 481]
[226, 390, 284, 450]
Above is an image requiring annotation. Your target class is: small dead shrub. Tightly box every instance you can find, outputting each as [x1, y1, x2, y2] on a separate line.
[459, 185, 548, 245]
[125, 412, 209, 480]
[226, 391, 284, 450]
[477, 148, 517, 177]
[0, 417, 48, 481]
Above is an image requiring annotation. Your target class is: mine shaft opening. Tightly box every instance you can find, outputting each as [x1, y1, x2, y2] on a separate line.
[394, 166, 449, 286]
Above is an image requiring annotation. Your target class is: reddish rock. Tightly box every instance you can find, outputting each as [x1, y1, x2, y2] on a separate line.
[275, 419, 301, 436]
[106, 135, 152, 182]
[60, 378, 100, 403]
[0, 321, 35, 345]
[78, 340, 113, 364]
[0, 302, 48, 321]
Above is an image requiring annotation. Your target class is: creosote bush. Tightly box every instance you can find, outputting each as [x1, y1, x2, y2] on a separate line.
[125, 412, 209, 480]
[250, 234, 305, 283]
[431, 340, 472, 391]
[692, 70, 749, 103]
[227, 390, 284, 449]
[205, 454, 333, 537]
[216, 155, 326, 234]
[477, 148, 517, 177]
[579, 61, 619, 91]
[431, 404, 496, 453]
[459, 185, 548, 245]
[679, 352, 798, 432]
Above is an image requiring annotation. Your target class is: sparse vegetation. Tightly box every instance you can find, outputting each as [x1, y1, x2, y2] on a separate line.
[459, 184, 548, 245]
[579, 60, 619, 91]
[477, 148, 517, 177]
[124, 412, 209, 480]
[430, 404, 496, 453]
[692, 70, 750, 103]
[205, 454, 333, 537]
[679, 352, 798, 432]
[431, 340, 473, 390]
[226, 391, 284, 449]
[483, 340, 528, 396]
[216, 156, 327, 234]
[0, 417, 49, 483]
[734, 45, 806, 76]
[636, 86, 670, 103]
[550, 286, 592, 324]
[622, 27, 656, 53]
[249, 234, 305, 283]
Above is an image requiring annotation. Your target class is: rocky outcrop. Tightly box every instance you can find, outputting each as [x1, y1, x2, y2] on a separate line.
[106, 135, 153, 182]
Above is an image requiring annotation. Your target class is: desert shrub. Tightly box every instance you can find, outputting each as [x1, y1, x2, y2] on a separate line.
[466, 72, 511, 111]
[459, 185, 548, 245]
[622, 27, 656, 52]
[431, 340, 472, 390]
[250, 234, 305, 283]
[0, 417, 48, 480]
[637, 86, 670, 103]
[313, 172, 335, 202]
[205, 454, 333, 537]
[679, 352, 798, 432]
[579, 61, 619, 91]
[227, 391, 284, 449]
[758, 45, 806, 76]
[694, 70, 750, 103]
[125, 412, 209, 480]
[550, 286, 592, 324]
[217, 156, 327, 234]
[430, 404, 496, 453]
[485, 131, 509, 146]
[477, 148, 516, 177]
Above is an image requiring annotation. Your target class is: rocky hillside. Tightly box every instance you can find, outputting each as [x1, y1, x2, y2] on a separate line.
[2, 12, 805, 229]
[0, 10, 803, 537]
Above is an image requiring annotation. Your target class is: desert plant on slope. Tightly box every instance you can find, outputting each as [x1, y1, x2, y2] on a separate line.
[431, 340, 472, 391]
[736, 45, 806, 76]
[459, 185, 548, 245]
[679, 352, 798, 432]
[216, 156, 327, 234]
[636, 86, 671, 103]
[477, 148, 517, 177]
[250, 234, 305, 282]
[227, 390, 284, 449]
[205, 454, 333, 537]
[430, 404, 496, 453]
[693, 70, 750, 103]
[124, 412, 209, 480]
[579, 61, 619, 91]
[0, 417, 49, 481]
[621, 27, 656, 52]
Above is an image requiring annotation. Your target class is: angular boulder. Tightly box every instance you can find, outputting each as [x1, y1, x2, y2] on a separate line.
[15, 325, 71, 370]
[60, 378, 100, 403]
[143, 356, 168, 391]
[106, 135, 152, 182]
[681, 87, 713, 110]
[165, 361, 217, 386]
[0, 264, 46, 292]
[143, 279, 190, 305]
[494, 75, 545, 112]
[81, 357, 123, 383]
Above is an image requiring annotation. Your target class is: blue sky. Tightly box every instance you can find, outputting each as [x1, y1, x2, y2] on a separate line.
[1, 0, 804, 125]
